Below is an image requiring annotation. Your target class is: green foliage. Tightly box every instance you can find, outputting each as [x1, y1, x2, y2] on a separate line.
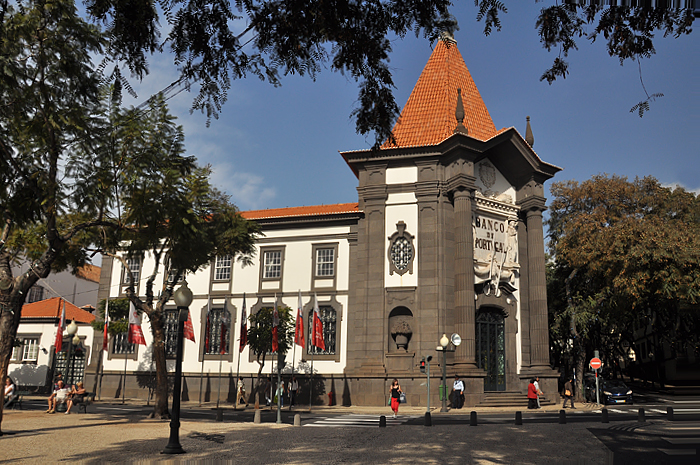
[90, 298, 130, 333]
[247, 306, 294, 363]
[546, 174, 700, 373]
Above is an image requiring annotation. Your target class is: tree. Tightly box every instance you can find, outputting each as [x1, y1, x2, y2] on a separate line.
[546, 174, 700, 394]
[0, 0, 260, 426]
[0, 0, 107, 434]
[99, 95, 260, 418]
[247, 305, 293, 408]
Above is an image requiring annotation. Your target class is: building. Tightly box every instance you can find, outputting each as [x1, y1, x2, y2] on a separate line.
[91, 37, 562, 407]
[13, 262, 101, 309]
[9, 297, 96, 391]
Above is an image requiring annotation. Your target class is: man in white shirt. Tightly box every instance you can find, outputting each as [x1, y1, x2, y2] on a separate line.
[47, 380, 70, 413]
[452, 375, 465, 409]
[288, 376, 298, 409]
[534, 376, 543, 408]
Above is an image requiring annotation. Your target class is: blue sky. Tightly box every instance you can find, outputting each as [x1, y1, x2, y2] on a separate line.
[125, 2, 699, 212]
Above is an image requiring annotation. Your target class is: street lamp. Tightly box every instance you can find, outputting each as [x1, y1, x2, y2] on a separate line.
[66, 320, 79, 386]
[163, 281, 193, 455]
[436, 333, 461, 412]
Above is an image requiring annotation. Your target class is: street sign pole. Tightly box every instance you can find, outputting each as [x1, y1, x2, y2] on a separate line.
[589, 357, 603, 407]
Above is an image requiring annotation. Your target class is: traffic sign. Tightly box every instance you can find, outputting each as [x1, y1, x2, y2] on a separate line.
[589, 357, 602, 370]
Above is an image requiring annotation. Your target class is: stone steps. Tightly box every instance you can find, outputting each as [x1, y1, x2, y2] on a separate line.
[479, 390, 555, 407]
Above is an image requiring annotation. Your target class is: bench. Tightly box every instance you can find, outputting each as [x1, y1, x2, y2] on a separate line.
[74, 392, 94, 413]
[5, 391, 31, 410]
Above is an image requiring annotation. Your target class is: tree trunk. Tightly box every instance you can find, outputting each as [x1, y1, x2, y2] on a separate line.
[0, 290, 35, 434]
[148, 314, 171, 419]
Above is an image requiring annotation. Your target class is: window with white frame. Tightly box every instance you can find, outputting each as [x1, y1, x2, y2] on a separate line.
[203, 308, 231, 355]
[315, 248, 335, 277]
[12, 337, 40, 362]
[263, 250, 282, 279]
[214, 255, 232, 281]
[112, 332, 136, 355]
[27, 286, 45, 303]
[123, 256, 141, 286]
[308, 306, 337, 356]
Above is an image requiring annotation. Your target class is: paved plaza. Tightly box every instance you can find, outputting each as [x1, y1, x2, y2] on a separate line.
[1, 401, 612, 464]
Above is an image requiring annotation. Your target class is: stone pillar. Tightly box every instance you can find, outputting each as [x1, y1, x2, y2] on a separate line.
[452, 188, 477, 370]
[526, 206, 549, 369]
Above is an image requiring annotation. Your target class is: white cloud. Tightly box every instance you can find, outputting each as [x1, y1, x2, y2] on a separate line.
[660, 182, 700, 196]
[209, 163, 276, 210]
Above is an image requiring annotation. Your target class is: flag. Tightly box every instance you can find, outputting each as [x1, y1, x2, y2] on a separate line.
[311, 293, 325, 351]
[127, 301, 147, 345]
[204, 299, 211, 354]
[294, 290, 305, 348]
[102, 299, 110, 352]
[54, 300, 66, 354]
[271, 295, 279, 353]
[184, 310, 196, 342]
[220, 302, 229, 355]
[239, 293, 247, 352]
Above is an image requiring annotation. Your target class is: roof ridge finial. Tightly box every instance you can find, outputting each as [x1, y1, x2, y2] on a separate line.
[440, 30, 457, 45]
[525, 115, 534, 147]
[454, 88, 468, 135]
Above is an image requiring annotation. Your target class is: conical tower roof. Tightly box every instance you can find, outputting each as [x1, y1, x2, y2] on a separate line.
[382, 38, 498, 149]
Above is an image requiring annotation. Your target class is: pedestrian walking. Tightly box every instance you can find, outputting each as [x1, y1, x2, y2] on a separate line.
[527, 378, 538, 409]
[389, 378, 402, 418]
[452, 375, 464, 409]
[562, 377, 576, 409]
[534, 376, 543, 408]
[236, 376, 248, 406]
[288, 375, 298, 408]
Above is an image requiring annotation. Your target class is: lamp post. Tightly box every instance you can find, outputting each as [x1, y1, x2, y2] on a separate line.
[66, 320, 79, 386]
[163, 281, 193, 455]
[436, 333, 461, 412]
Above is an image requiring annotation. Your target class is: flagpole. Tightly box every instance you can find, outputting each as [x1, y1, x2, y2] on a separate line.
[99, 297, 109, 401]
[199, 298, 210, 407]
[122, 349, 127, 404]
[309, 351, 314, 413]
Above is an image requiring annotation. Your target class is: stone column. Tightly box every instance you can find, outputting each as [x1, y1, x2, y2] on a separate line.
[452, 188, 477, 370]
[526, 206, 550, 369]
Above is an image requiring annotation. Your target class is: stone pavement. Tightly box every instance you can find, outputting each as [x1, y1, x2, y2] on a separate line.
[0, 398, 612, 464]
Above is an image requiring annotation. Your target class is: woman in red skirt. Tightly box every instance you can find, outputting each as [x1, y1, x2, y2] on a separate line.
[389, 379, 402, 418]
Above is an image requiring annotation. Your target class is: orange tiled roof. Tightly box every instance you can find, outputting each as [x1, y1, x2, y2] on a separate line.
[382, 39, 497, 149]
[76, 263, 101, 283]
[241, 203, 360, 220]
[21, 297, 96, 324]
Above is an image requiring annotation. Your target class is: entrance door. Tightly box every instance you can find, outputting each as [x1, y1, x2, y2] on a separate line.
[476, 309, 505, 391]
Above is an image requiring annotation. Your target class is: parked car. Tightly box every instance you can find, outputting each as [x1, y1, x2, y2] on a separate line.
[585, 377, 633, 405]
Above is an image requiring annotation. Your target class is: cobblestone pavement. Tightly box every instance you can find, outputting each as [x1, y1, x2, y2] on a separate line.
[0, 402, 611, 464]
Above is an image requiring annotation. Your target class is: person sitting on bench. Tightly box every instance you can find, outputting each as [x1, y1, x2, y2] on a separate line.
[4, 377, 16, 407]
[47, 380, 70, 413]
[65, 381, 87, 414]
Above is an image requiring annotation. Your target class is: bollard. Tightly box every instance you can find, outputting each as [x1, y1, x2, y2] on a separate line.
[601, 408, 609, 423]
[559, 409, 566, 424]
[667, 407, 674, 421]
[515, 411, 522, 425]
[254, 409, 261, 424]
[470, 411, 477, 426]
[638, 408, 645, 423]
[216, 408, 224, 422]
[294, 414, 301, 426]
[379, 415, 387, 427]
[424, 412, 432, 427]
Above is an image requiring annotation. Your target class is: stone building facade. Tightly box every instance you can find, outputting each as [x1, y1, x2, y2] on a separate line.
[90, 37, 561, 407]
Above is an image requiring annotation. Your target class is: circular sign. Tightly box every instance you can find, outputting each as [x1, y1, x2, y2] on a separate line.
[589, 357, 602, 370]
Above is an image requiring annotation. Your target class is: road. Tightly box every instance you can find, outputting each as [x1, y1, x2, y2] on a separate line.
[10, 390, 699, 464]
